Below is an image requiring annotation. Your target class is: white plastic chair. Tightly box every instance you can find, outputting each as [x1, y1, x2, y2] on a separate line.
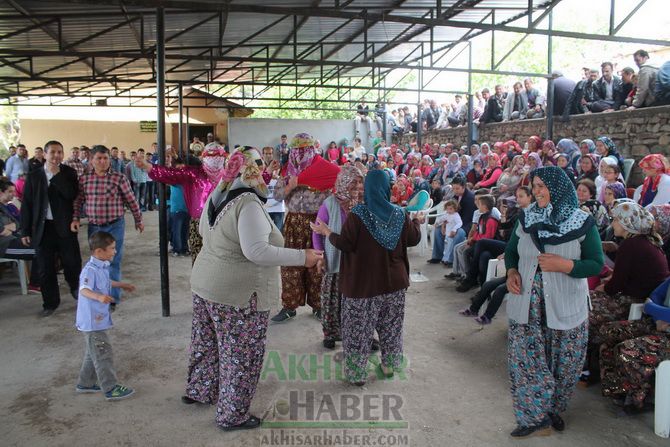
[656, 360, 670, 438]
[485, 258, 506, 283]
[0, 258, 28, 295]
[409, 199, 433, 257]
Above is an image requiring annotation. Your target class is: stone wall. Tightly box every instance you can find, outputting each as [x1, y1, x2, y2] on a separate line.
[394, 105, 670, 186]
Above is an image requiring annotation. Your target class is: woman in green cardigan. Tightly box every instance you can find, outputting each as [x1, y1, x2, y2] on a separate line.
[505, 166, 604, 438]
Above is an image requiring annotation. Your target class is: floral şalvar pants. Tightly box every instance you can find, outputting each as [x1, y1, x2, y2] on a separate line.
[508, 272, 588, 427]
[185, 293, 269, 428]
[188, 218, 203, 265]
[280, 212, 322, 310]
[341, 289, 406, 383]
[320, 273, 342, 341]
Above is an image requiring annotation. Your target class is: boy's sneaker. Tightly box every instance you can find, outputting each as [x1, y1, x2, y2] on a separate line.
[76, 384, 101, 393]
[271, 308, 296, 323]
[105, 384, 135, 401]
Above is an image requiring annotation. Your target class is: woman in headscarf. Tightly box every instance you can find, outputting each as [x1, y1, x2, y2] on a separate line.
[469, 143, 481, 165]
[585, 202, 670, 386]
[634, 153, 670, 208]
[138, 145, 228, 264]
[576, 179, 609, 233]
[602, 182, 627, 215]
[540, 140, 556, 166]
[519, 152, 542, 187]
[391, 174, 413, 206]
[574, 139, 597, 174]
[312, 165, 364, 349]
[495, 154, 524, 200]
[576, 153, 599, 183]
[650, 204, 670, 266]
[595, 136, 624, 172]
[420, 154, 434, 178]
[554, 153, 577, 186]
[460, 154, 471, 177]
[185, 147, 322, 430]
[474, 153, 503, 189]
[504, 166, 604, 437]
[311, 170, 422, 385]
[480, 142, 491, 159]
[466, 158, 484, 186]
[445, 152, 461, 180]
[556, 138, 580, 171]
[527, 136, 543, 153]
[271, 133, 340, 323]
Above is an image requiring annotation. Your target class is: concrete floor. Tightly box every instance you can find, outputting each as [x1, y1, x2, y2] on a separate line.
[0, 212, 666, 447]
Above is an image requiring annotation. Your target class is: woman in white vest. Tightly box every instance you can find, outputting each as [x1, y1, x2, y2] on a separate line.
[184, 146, 322, 431]
[504, 166, 604, 438]
[312, 165, 364, 349]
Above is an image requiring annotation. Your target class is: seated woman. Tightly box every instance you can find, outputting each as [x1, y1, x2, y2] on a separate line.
[458, 187, 533, 324]
[633, 154, 670, 208]
[391, 175, 413, 206]
[474, 154, 503, 189]
[495, 155, 524, 200]
[556, 138, 580, 172]
[595, 136, 624, 173]
[466, 159, 484, 187]
[602, 182, 627, 215]
[598, 277, 670, 413]
[554, 153, 576, 186]
[459, 155, 471, 178]
[526, 135, 542, 153]
[519, 152, 542, 187]
[540, 140, 556, 166]
[577, 179, 609, 233]
[573, 139, 596, 174]
[444, 152, 462, 181]
[586, 202, 670, 384]
[576, 153, 599, 183]
[409, 169, 430, 200]
[0, 177, 35, 261]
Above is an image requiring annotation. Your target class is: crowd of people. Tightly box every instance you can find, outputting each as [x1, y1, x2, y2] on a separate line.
[373, 49, 670, 138]
[2, 82, 670, 436]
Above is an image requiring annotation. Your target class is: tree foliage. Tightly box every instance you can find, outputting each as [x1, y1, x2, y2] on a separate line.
[0, 105, 20, 159]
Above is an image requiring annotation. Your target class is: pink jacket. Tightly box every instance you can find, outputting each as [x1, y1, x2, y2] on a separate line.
[149, 165, 215, 219]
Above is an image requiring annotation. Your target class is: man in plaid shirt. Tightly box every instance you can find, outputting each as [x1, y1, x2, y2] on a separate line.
[72, 145, 143, 307]
[65, 146, 85, 178]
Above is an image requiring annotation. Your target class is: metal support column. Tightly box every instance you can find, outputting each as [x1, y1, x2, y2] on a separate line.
[156, 7, 170, 317]
[467, 42, 474, 147]
[178, 83, 184, 159]
[185, 106, 190, 164]
[546, 9, 554, 141]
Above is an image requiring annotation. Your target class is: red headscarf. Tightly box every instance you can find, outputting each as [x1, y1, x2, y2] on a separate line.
[527, 136, 542, 151]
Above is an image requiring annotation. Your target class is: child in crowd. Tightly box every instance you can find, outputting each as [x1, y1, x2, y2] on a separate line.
[76, 231, 136, 401]
[440, 200, 464, 267]
[598, 163, 623, 203]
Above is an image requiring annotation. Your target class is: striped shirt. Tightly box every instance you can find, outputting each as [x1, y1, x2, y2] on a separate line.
[73, 171, 142, 225]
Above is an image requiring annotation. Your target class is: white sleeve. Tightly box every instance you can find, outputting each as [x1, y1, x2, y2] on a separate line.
[238, 201, 306, 267]
[650, 175, 670, 207]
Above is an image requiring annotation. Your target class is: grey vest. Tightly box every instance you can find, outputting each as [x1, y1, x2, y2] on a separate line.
[324, 195, 343, 274]
[505, 225, 590, 330]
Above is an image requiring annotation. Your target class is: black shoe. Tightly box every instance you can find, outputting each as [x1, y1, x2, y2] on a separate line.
[40, 308, 55, 317]
[271, 308, 296, 323]
[219, 415, 262, 431]
[371, 338, 380, 352]
[352, 381, 366, 387]
[510, 419, 552, 438]
[427, 259, 441, 264]
[181, 395, 198, 405]
[444, 272, 460, 280]
[313, 309, 321, 320]
[323, 339, 336, 349]
[110, 303, 117, 313]
[548, 412, 565, 431]
[442, 262, 453, 268]
[456, 281, 476, 293]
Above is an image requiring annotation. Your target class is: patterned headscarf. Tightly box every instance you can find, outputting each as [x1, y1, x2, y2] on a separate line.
[527, 136, 542, 151]
[580, 153, 599, 174]
[611, 201, 663, 247]
[334, 164, 364, 211]
[288, 133, 316, 177]
[596, 136, 624, 170]
[605, 182, 627, 200]
[201, 145, 228, 183]
[521, 166, 593, 251]
[218, 146, 268, 198]
[527, 152, 542, 172]
[557, 138, 580, 162]
[650, 204, 670, 240]
[580, 139, 596, 153]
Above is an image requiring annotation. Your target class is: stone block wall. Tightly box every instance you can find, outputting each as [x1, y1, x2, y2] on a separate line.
[394, 105, 670, 186]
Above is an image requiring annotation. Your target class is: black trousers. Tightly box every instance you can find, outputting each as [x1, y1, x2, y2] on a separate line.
[3, 238, 35, 260]
[37, 221, 82, 310]
[469, 276, 507, 319]
[465, 239, 507, 286]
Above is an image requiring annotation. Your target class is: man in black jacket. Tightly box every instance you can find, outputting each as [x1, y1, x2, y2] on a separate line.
[591, 62, 623, 112]
[479, 85, 504, 124]
[21, 140, 81, 317]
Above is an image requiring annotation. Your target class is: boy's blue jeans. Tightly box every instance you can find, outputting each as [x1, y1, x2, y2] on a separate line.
[88, 217, 125, 303]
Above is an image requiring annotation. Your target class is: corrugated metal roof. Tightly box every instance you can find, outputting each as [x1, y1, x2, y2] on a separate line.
[0, 0, 663, 105]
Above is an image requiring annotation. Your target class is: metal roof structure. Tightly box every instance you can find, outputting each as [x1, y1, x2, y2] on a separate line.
[1, 0, 663, 316]
[1, 0, 665, 111]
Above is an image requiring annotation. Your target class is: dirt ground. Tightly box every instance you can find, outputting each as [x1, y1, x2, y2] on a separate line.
[0, 212, 666, 447]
